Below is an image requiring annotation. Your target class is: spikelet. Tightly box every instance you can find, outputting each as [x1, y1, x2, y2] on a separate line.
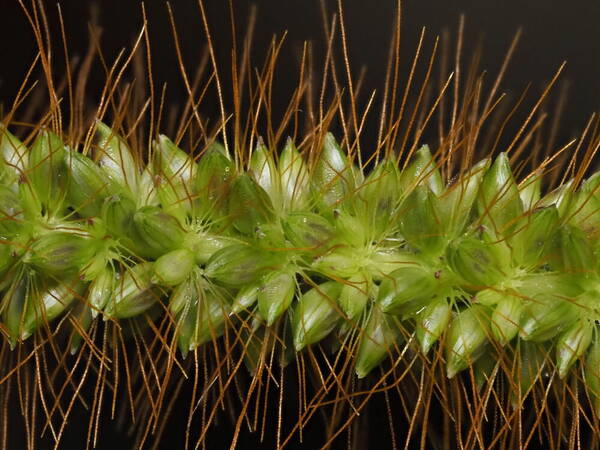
[2, 122, 600, 387]
[3, 2, 600, 448]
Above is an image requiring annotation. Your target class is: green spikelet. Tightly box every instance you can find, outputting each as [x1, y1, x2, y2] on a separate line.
[6, 4, 600, 448]
[4, 121, 600, 399]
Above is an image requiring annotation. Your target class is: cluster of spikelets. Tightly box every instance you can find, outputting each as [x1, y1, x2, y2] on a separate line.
[2, 121, 600, 411]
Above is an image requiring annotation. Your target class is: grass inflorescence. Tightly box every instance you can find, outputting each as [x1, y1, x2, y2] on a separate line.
[1, 1, 600, 449]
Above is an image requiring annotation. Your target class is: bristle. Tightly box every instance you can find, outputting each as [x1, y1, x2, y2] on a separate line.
[2, 1, 600, 449]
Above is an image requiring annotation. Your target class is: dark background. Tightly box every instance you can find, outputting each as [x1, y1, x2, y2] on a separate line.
[1, 0, 599, 149]
[0, 1, 599, 449]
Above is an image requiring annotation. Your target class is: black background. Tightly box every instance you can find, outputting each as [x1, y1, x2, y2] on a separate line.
[0, 1, 599, 449]
[1, 0, 599, 150]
